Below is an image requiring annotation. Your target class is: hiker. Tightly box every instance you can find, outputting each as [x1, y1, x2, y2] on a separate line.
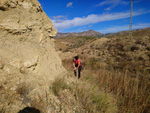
[73, 56, 82, 79]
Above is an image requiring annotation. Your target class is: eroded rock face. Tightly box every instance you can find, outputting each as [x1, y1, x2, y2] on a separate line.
[0, 0, 66, 112]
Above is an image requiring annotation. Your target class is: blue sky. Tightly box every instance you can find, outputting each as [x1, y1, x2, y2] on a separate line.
[38, 0, 150, 34]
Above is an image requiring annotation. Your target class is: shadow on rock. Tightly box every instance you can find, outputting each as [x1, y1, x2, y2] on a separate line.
[18, 107, 40, 113]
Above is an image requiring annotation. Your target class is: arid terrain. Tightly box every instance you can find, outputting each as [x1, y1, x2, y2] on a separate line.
[0, 0, 150, 113]
[56, 29, 103, 38]
[55, 28, 150, 113]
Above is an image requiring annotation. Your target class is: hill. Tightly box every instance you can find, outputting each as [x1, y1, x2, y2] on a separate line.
[56, 27, 150, 75]
[56, 29, 103, 38]
[105, 27, 150, 38]
[56, 27, 150, 39]
[55, 27, 150, 113]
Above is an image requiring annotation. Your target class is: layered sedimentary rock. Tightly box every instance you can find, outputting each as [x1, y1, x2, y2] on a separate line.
[0, 0, 66, 112]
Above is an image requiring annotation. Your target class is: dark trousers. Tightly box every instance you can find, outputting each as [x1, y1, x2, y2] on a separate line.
[74, 66, 82, 79]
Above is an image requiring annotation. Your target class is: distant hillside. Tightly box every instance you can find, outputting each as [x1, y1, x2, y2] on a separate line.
[55, 27, 150, 113]
[105, 27, 150, 38]
[56, 29, 103, 38]
[56, 27, 150, 38]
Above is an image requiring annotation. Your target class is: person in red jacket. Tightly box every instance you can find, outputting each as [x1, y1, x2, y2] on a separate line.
[73, 56, 82, 79]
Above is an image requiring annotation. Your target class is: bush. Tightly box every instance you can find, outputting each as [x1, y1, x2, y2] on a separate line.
[51, 77, 69, 96]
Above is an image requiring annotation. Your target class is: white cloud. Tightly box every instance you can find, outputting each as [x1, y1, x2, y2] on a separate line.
[97, 0, 129, 6]
[88, 25, 93, 28]
[98, 23, 150, 33]
[52, 15, 68, 20]
[96, 0, 129, 11]
[66, 2, 73, 8]
[52, 10, 149, 31]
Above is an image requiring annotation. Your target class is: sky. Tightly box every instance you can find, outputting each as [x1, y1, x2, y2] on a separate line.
[38, 0, 150, 34]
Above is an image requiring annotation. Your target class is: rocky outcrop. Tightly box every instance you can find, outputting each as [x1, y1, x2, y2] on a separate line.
[0, 0, 66, 112]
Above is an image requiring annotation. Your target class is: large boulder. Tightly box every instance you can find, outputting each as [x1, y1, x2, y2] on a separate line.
[0, 0, 66, 112]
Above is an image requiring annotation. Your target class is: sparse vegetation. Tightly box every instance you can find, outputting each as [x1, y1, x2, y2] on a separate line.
[55, 36, 98, 51]
[74, 80, 117, 113]
[51, 77, 69, 96]
[51, 75, 117, 113]
[105, 27, 150, 38]
[60, 34, 150, 113]
[0, 108, 6, 113]
[96, 69, 150, 113]
[1, 28, 150, 112]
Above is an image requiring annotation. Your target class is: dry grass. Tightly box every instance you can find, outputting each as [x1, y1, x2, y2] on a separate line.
[74, 80, 118, 113]
[55, 36, 97, 52]
[51, 75, 117, 113]
[0, 108, 6, 113]
[62, 56, 150, 113]
[51, 76, 69, 96]
[58, 30, 150, 113]
[96, 69, 150, 113]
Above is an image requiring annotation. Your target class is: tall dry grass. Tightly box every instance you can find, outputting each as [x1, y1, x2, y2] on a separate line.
[96, 69, 150, 113]
[51, 75, 118, 113]
[62, 56, 150, 113]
